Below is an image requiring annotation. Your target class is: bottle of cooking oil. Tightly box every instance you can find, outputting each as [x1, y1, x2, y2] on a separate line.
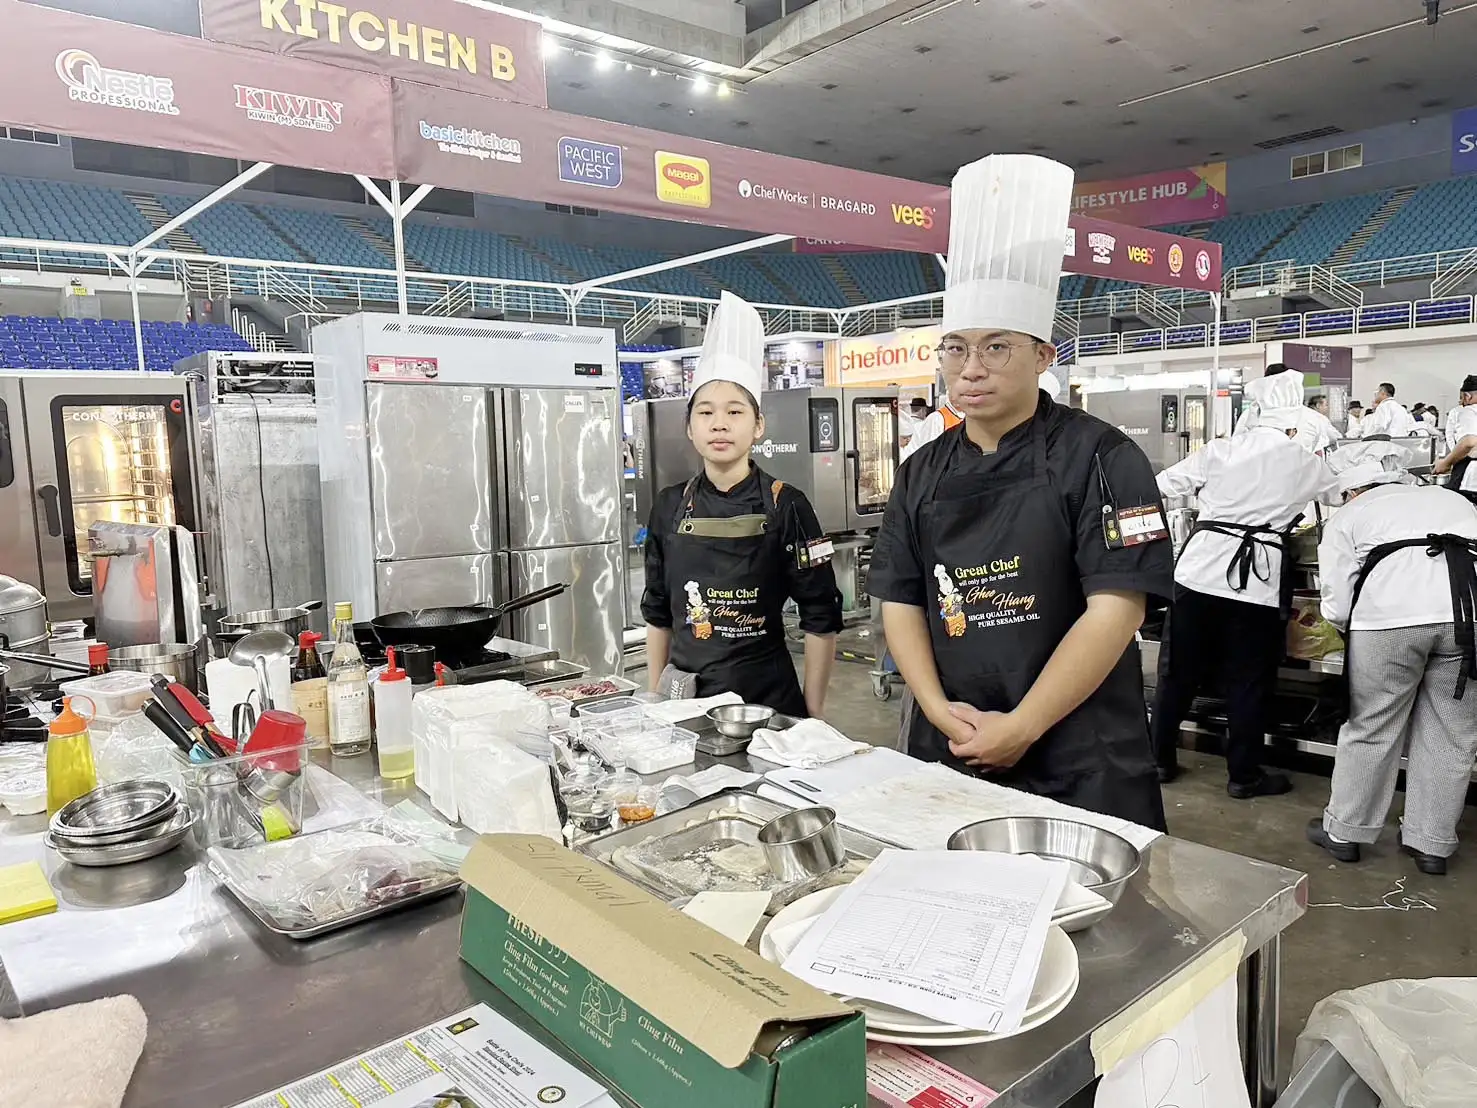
[327, 601, 372, 756]
[373, 647, 414, 780]
[46, 696, 97, 816]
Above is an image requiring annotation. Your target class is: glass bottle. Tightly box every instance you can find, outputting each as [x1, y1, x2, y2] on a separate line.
[290, 631, 330, 749]
[87, 644, 110, 676]
[326, 602, 371, 756]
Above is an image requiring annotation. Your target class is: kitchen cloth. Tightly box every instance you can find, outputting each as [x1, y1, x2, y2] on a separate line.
[0, 994, 147, 1108]
[749, 718, 870, 768]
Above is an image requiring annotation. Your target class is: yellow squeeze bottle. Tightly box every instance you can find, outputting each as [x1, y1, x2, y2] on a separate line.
[46, 696, 97, 816]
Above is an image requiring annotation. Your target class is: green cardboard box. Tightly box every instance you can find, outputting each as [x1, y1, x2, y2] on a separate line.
[459, 834, 866, 1108]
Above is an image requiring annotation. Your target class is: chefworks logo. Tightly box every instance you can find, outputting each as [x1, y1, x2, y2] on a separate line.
[891, 203, 935, 230]
[1088, 232, 1116, 264]
[655, 151, 711, 208]
[419, 120, 521, 163]
[55, 49, 177, 115]
[234, 85, 342, 132]
[752, 439, 799, 458]
[738, 179, 809, 206]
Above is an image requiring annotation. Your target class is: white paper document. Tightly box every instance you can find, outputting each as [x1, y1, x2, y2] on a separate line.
[1094, 978, 1250, 1108]
[781, 849, 1069, 1033]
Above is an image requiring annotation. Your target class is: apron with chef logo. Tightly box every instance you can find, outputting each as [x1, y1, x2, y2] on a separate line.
[664, 468, 808, 717]
[1343, 532, 1477, 704]
[909, 425, 1166, 829]
[1185, 517, 1303, 618]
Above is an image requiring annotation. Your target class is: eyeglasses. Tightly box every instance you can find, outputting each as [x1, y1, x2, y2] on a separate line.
[938, 337, 1038, 371]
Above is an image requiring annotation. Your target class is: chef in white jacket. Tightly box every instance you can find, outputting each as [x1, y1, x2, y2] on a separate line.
[1296, 396, 1343, 455]
[1359, 382, 1417, 439]
[1433, 374, 1477, 502]
[1307, 442, 1477, 876]
[1151, 371, 1339, 795]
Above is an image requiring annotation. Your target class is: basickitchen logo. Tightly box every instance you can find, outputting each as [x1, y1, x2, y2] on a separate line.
[1126, 244, 1155, 265]
[1167, 243, 1184, 276]
[1088, 232, 1116, 264]
[419, 120, 521, 163]
[752, 439, 799, 458]
[55, 49, 177, 115]
[1195, 249, 1212, 281]
[890, 203, 935, 230]
[234, 85, 342, 132]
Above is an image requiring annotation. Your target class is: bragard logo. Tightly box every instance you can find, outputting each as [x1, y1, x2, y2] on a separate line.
[234, 85, 343, 132]
[752, 439, 799, 458]
[56, 49, 177, 115]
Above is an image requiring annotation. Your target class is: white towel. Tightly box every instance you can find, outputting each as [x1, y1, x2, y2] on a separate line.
[0, 994, 147, 1108]
[748, 718, 869, 768]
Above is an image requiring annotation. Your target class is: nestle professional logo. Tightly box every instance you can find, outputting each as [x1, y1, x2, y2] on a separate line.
[655, 151, 711, 208]
[558, 137, 622, 188]
[419, 120, 522, 163]
[752, 439, 799, 458]
[56, 49, 177, 115]
[1126, 244, 1155, 265]
[1195, 249, 1212, 282]
[890, 204, 935, 230]
[234, 85, 342, 132]
[1088, 232, 1116, 264]
[1167, 243, 1184, 276]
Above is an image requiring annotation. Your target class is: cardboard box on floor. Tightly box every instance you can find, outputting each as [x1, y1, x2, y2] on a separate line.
[459, 835, 865, 1108]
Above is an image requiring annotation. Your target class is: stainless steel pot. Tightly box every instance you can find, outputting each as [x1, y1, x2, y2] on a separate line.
[0, 574, 51, 686]
[109, 643, 201, 694]
[218, 601, 322, 641]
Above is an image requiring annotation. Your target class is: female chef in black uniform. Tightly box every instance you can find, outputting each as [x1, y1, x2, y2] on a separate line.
[642, 293, 843, 718]
[869, 155, 1172, 829]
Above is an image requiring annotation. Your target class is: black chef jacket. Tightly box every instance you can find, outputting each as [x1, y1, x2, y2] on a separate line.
[642, 467, 845, 646]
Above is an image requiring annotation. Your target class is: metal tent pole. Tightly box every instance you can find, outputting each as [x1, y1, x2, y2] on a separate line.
[131, 161, 274, 254]
[573, 233, 794, 295]
[128, 251, 145, 372]
[1211, 290, 1223, 435]
[357, 177, 435, 319]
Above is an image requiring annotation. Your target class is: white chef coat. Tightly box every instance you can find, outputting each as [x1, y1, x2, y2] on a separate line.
[1318, 483, 1477, 631]
[1346, 413, 1363, 437]
[899, 403, 963, 464]
[1359, 399, 1417, 439]
[1157, 427, 1340, 608]
[1446, 406, 1465, 452]
[1296, 407, 1343, 455]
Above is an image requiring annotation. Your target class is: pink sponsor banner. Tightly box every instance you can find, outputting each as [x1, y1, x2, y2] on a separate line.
[0, 0, 395, 178]
[1064, 215, 1222, 293]
[1072, 163, 1228, 227]
[794, 238, 877, 254]
[201, 0, 546, 109]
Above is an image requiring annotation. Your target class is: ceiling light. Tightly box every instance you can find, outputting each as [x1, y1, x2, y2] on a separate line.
[625, 62, 633, 71]
[649, 67, 659, 76]
[717, 82, 732, 98]
[540, 35, 558, 58]
[693, 75, 709, 93]
[595, 51, 612, 71]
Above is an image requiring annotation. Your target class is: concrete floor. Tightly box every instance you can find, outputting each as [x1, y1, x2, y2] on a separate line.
[819, 657, 1476, 1083]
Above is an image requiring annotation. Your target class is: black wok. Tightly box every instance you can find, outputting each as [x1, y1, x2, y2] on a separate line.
[370, 583, 569, 656]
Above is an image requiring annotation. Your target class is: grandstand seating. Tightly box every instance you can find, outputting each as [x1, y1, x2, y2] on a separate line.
[0, 317, 250, 372]
[1357, 177, 1477, 261]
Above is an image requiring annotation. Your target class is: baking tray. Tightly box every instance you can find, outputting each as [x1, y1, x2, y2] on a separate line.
[577, 791, 899, 912]
[683, 712, 799, 756]
[208, 860, 463, 940]
[518, 659, 589, 687]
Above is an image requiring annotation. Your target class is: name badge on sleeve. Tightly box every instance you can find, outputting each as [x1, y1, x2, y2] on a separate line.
[797, 537, 835, 569]
[1103, 504, 1170, 549]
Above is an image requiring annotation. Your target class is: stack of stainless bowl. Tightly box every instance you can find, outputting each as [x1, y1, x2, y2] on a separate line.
[45, 780, 195, 867]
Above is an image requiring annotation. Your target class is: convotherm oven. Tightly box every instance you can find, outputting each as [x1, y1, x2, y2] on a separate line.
[0, 372, 198, 622]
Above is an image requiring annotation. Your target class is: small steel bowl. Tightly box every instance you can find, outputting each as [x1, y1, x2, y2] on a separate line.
[947, 816, 1141, 906]
[706, 703, 776, 740]
[49, 780, 179, 840]
[758, 805, 846, 883]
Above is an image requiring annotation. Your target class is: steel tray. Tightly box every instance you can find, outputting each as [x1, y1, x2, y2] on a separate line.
[684, 712, 798, 757]
[533, 674, 640, 705]
[518, 659, 589, 687]
[208, 861, 463, 940]
[576, 791, 899, 911]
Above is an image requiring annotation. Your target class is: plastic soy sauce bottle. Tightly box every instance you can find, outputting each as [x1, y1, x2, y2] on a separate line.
[46, 696, 98, 816]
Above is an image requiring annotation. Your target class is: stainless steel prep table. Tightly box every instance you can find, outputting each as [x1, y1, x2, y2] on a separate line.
[0, 749, 1305, 1108]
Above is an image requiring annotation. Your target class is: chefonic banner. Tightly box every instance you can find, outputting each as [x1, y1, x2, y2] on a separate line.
[825, 326, 941, 386]
[1065, 216, 1221, 293]
[0, 0, 394, 178]
[201, 0, 545, 108]
[392, 79, 951, 254]
[1452, 106, 1477, 175]
[1071, 163, 1227, 227]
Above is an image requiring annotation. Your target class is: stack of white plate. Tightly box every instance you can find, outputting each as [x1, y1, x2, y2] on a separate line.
[760, 886, 1080, 1047]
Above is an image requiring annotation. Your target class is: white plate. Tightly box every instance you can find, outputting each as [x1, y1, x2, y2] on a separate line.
[862, 964, 1080, 1047]
[760, 886, 1080, 1035]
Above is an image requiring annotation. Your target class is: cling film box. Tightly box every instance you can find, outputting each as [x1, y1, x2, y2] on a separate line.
[459, 835, 866, 1108]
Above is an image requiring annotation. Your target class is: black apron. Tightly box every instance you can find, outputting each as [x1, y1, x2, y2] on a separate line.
[1448, 457, 1477, 504]
[1185, 516, 1303, 619]
[1344, 532, 1477, 703]
[663, 469, 808, 717]
[907, 423, 1166, 830]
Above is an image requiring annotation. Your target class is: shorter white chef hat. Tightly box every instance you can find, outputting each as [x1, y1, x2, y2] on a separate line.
[1247, 372, 1306, 431]
[692, 291, 764, 401]
[943, 154, 1073, 341]
[1039, 370, 1062, 400]
[1327, 441, 1409, 495]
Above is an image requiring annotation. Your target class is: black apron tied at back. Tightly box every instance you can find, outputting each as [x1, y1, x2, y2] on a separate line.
[1187, 516, 1304, 620]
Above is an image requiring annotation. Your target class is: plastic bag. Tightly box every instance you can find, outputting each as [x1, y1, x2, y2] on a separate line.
[410, 681, 554, 820]
[93, 712, 183, 789]
[1293, 978, 1477, 1107]
[1287, 594, 1345, 660]
[453, 738, 561, 839]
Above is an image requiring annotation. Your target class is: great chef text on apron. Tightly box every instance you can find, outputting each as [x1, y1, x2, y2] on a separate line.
[934, 554, 1040, 637]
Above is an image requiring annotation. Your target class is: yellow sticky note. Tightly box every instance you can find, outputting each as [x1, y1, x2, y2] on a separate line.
[0, 861, 58, 925]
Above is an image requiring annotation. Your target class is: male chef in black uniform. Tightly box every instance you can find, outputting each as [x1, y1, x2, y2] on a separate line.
[869, 154, 1172, 829]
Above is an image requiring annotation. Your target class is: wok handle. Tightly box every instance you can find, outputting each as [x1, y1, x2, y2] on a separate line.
[500, 583, 569, 615]
[0, 647, 90, 675]
[296, 600, 324, 614]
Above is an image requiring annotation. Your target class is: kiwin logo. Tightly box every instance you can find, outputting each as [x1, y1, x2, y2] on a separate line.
[1126, 244, 1156, 265]
[655, 151, 711, 208]
[891, 203, 935, 230]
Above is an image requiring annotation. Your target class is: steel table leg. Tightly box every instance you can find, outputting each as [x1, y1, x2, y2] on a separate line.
[1242, 935, 1282, 1106]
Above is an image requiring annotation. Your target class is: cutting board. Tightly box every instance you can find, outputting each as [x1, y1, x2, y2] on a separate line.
[759, 747, 921, 805]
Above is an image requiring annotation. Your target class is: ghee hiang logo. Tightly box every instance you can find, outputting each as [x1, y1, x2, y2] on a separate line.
[56, 49, 177, 115]
[1195, 248, 1213, 282]
[234, 85, 343, 132]
[420, 120, 522, 163]
[1167, 242, 1184, 276]
[655, 151, 711, 208]
[1088, 232, 1116, 264]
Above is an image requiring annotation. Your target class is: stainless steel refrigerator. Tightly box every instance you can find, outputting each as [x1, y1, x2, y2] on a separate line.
[312, 314, 624, 674]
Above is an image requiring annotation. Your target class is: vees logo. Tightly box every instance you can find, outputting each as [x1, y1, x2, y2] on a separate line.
[1127, 245, 1155, 265]
[891, 203, 935, 229]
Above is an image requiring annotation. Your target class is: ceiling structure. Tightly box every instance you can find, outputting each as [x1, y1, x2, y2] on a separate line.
[534, 0, 1477, 183]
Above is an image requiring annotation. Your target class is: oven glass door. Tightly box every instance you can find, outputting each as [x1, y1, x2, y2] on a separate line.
[851, 396, 899, 518]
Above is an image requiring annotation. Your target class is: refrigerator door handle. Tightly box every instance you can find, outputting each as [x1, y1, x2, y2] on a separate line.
[37, 484, 62, 537]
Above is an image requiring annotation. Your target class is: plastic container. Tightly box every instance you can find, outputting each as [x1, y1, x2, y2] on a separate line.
[0, 769, 47, 815]
[373, 648, 414, 780]
[45, 696, 97, 817]
[175, 740, 310, 849]
[58, 671, 155, 718]
[625, 725, 699, 774]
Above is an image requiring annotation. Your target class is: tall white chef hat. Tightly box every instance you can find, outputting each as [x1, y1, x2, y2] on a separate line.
[691, 291, 764, 401]
[943, 154, 1073, 342]
[1246, 371, 1305, 432]
[1326, 441, 1409, 495]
